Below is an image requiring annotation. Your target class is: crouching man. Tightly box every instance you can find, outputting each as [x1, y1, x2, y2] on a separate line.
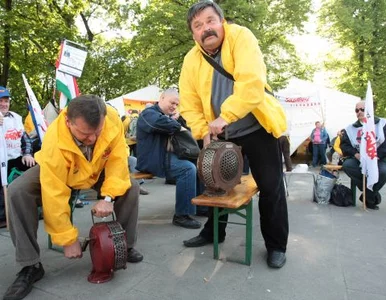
[3, 95, 143, 300]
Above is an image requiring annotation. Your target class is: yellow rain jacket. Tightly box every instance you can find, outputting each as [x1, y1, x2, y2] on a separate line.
[179, 22, 286, 139]
[35, 105, 131, 246]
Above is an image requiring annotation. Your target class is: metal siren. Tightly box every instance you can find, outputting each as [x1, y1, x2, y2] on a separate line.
[197, 141, 243, 196]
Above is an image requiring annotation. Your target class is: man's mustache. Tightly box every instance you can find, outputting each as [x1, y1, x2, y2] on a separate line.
[201, 30, 218, 43]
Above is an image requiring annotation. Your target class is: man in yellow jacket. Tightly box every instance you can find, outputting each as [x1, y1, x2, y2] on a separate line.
[179, 1, 288, 268]
[3, 95, 142, 300]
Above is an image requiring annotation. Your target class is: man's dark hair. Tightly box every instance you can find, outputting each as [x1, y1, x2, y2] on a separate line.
[67, 95, 107, 129]
[187, 1, 224, 32]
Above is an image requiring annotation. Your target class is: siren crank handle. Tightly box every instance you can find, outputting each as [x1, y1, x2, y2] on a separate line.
[80, 237, 90, 252]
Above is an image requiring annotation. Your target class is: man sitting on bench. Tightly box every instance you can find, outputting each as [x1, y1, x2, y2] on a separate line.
[3, 95, 143, 300]
[136, 88, 201, 229]
[340, 100, 386, 210]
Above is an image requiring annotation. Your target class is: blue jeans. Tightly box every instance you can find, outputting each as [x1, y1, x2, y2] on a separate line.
[165, 153, 197, 215]
[312, 143, 326, 167]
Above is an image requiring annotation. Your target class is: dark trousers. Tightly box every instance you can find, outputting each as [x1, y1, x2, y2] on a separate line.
[312, 143, 327, 167]
[342, 158, 386, 205]
[199, 128, 289, 252]
[279, 136, 293, 172]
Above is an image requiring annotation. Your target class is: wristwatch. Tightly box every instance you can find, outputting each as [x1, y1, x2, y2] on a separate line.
[104, 196, 112, 203]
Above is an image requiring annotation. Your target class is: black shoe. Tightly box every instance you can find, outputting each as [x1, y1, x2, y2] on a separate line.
[359, 194, 380, 209]
[267, 251, 286, 268]
[183, 235, 211, 247]
[75, 199, 84, 208]
[3, 263, 45, 300]
[172, 215, 201, 229]
[367, 204, 380, 210]
[127, 248, 143, 263]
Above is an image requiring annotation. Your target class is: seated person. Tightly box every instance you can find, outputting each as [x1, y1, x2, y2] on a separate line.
[3, 95, 143, 300]
[0, 86, 36, 227]
[136, 88, 201, 229]
[340, 100, 386, 210]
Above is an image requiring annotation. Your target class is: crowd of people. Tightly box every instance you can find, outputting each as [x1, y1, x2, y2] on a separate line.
[1, 1, 384, 300]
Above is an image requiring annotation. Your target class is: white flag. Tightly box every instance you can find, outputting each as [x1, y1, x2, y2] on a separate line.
[360, 81, 378, 190]
[22, 74, 48, 143]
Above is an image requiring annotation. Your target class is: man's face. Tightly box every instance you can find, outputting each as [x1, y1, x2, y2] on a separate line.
[191, 7, 225, 54]
[66, 116, 105, 146]
[158, 94, 179, 116]
[0, 97, 10, 115]
[355, 102, 365, 121]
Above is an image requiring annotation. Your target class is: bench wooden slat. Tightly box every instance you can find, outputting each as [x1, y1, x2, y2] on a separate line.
[133, 172, 154, 180]
[192, 174, 258, 209]
[323, 164, 342, 171]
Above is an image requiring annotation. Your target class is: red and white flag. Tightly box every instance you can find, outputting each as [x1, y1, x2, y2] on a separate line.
[22, 74, 48, 143]
[360, 81, 378, 190]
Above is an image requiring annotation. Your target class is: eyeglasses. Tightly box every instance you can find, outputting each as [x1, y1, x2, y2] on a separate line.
[355, 108, 365, 113]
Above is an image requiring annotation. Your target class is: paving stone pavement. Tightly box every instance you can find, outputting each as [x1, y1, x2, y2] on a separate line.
[1, 166, 386, 300]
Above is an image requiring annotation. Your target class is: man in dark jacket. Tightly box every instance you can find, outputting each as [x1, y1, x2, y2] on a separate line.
[136, 88, 201, 229]
[340, 100, 386, 210]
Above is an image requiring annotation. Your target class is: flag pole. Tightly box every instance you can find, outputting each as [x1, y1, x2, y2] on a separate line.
[362, 174, 367, 210]
[3, 186, 9, 229]
[0, 112, 9, 229]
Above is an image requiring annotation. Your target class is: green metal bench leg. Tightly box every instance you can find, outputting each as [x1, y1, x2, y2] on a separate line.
[350, 179, 356, 206]
[213, 207, 219, 260]
[245, 200, 253, 266]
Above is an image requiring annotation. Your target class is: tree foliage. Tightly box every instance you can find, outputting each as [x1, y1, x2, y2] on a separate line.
[128, 0, 314, 90]
[319, 0, 386, 115]
[1, 0, 314, 118]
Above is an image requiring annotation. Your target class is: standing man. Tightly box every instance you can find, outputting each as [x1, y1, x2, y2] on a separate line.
[3, 95, 143, 300]
[179, 1, 288, 268]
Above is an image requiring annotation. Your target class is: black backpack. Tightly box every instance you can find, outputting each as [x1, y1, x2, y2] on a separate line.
[329, 184, 353, 207]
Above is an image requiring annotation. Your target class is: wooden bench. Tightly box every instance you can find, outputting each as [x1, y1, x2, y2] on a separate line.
[191, 175, 258, 265]
[322, 164, 356, 206]
[133, 172, 154, 180]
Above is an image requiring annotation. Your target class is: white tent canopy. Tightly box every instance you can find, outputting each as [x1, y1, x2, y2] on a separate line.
[276, 78, 361, 155]
[106, 85, 161, 117]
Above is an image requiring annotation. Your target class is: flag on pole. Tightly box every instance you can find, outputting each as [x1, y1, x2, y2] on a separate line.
[56, 69, 80, 109]
[360, 81, 378, 190]
[0, 113, 8, 186]
[22, 74, 48, 143]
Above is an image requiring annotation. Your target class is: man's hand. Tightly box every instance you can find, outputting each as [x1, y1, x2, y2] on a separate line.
[203, 133, 211, 148]
[209, 117, 228, 136]
[63, 240, 83, 259]
[21, 155, 36, 167]
[170, 111, 180, 120]
[92, 199, 114, 218]
[355, 153, 360, 160]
